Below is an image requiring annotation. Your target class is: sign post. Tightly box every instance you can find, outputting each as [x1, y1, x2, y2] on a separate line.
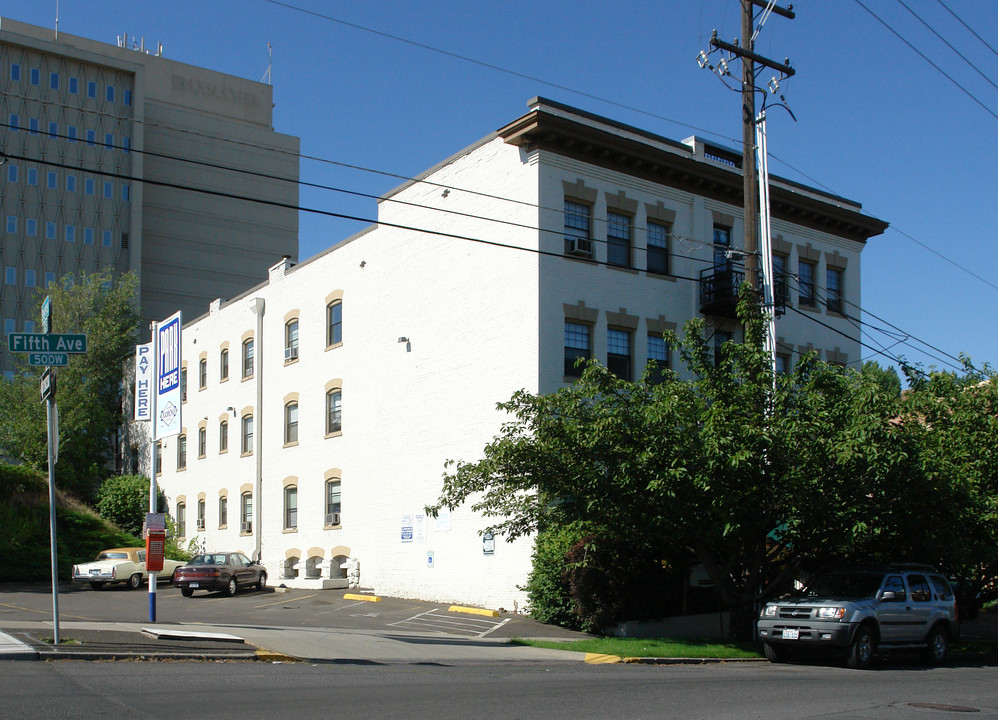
[5, 296, 91, 646]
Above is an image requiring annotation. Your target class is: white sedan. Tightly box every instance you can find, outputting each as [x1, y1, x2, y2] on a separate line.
[71, 547, 186, 590]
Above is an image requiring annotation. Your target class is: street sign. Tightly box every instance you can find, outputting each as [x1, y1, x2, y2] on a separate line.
[40, 369, 56, 402]
[41, 296, 52, 334]
[8, 333, 87, 354]
[28, 352, 69, 367]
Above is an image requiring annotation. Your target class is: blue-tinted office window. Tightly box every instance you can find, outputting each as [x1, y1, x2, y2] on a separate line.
[24, 321, 34, 333]
[27, 168, 37, 186]
[25, 270, 35, 288]
[104, 133, 113, 149]
[124, 89, 132, 106]
[66, 175, 76, 193]
[4, 267, 15, 284]
[104, 182, 113, 198]
[45, 272, 55, 287]
[28, 118, 38, 134]
[84, 228, 93, 245]
[68, 126, 77, 142]
[102, 231, 112, 247]
[123, 137, 130, 153]
[8, 114, 18, 131]
[10, 63, 19, 81]
[49, 72, 59, 90]
[48, 121, 58, 137]
[46, 222, 56, 240]
[30, 68, 39, 85]
[26, 219, 36, 237]
[65, 225, 75, 243]
[7, 165, 17, 182]
[105, 85, 115, 102]
[47, 172, 57, 189]
[122, 184, 130, 202]
[68, 77, 78, 94]
[87, 81, 96, 98]
[85, 178, 94, 195]
[6, 216, 17, 234]
[86, 129, 95, 145]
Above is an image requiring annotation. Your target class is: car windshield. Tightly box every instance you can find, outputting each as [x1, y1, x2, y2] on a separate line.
[189, 554, 228, 566]
[98, 552, 129, 560]
[802, 573, 884, 599]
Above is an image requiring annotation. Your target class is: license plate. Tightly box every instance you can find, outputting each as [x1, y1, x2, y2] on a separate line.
[782, 629, 799, 640]
[90, 569, 100, 575]
[189, 582, 199, 588]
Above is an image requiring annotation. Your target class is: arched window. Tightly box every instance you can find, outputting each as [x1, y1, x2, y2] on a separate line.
[326, 301, 342, 346]
[285, 319, 299, 361]
[325, 478, 341, 526]
[198, 427, 207, 458]
[284, 402, 298, 445]
[197, 499, 206, 530]
[241, 414, 254, 455]
[284, 486, 298, 530]
[198, 358, 207, 389]
[219, 348, 229, 381]
[326, 390, 341, 435]
[218, 495, 228, 528]
[177, 435, 187, 470]
[242, 338, 254, 378]
[219, 419, 228, 453]
[240, 492, 253, 534]
[177, 502, 186, 538]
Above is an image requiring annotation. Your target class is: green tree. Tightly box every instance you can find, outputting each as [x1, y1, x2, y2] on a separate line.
[0, 270, 140, 499]
[427, 290, 995, 635]
[96, 474, 166, 536]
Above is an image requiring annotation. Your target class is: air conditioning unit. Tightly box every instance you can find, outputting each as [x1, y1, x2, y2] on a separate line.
[284, 346, 298, 361]
[567, 237, 593, 257]
[325, 512, 341, 526]
[240, 521, 252, 533]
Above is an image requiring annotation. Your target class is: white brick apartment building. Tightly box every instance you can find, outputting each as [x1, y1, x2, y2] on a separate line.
[140, 98, 887, 610]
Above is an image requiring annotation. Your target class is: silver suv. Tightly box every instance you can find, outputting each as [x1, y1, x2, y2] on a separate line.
[757, 564, 959, 669]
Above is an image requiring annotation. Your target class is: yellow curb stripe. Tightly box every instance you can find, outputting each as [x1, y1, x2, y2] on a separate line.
[344, 593, 382, 602]
[447, 605, 499, 617]
[255, 648, 298, 662]
[585, 653, 622, 664]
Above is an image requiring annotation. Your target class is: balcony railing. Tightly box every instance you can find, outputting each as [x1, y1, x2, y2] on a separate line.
[699, 265, 787, 318]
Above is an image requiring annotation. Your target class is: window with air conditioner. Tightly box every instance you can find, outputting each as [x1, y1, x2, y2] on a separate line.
[564, 200, 592, 257]
[285, 319, 299, 361]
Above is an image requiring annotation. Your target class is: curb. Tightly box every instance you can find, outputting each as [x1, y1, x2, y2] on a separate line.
[344, 593, 382, 602]
[254, 648, 298, 662]
[448, 605, 499, 618]
[622, 656, 767, 665]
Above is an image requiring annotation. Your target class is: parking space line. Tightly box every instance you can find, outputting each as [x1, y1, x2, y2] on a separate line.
[253, 593, 319, 609]
[388, 608, 510, 638]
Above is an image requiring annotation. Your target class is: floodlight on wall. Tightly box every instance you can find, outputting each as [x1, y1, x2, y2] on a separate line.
[397, 337, 409, 344]
[226, 406, 236, 417]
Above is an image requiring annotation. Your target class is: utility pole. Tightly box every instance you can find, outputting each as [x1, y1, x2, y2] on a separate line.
[702, 0, 795, 291]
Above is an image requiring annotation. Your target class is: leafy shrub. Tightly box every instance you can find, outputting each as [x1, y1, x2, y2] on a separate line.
[523, 522, 588, 629]
[95, 474, 163, 536]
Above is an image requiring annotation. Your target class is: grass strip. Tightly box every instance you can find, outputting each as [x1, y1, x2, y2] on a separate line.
[512, 637, 762, 659]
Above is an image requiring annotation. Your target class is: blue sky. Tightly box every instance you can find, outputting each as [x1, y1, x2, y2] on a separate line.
[8, 0, 998, 379]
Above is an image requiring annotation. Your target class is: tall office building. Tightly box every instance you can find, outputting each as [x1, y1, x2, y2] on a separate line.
[0, 18, 299, 375]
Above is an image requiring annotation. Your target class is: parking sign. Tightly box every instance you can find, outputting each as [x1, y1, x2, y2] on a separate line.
[155, 311, 182, 440]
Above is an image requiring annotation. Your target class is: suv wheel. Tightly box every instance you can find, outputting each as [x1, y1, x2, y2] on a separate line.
[847, 625, 876, 670]
[921, 625, 949, 665]
[763, 642, 792, 663]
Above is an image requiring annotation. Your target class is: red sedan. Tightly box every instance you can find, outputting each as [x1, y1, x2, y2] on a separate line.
[173, 551, 267, 597]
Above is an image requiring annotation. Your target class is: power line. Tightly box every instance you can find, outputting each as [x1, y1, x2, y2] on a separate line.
[934, 0, 998, 60]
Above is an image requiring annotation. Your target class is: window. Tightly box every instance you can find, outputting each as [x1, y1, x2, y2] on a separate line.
[106, 85, 115, 103]
[647, 222, 670, 275]
[241, 493, 253, 533]
[882, 575, 906, 602]
[285, 319, 299, 360]
[10, 64, 19, 81]
[47, 172, 57, 189]
[798, 260, 816, 307]
[606, 211, 631, 267]
[326, 302, 342, 346]
[326, 479, 342, 523]
[7, 164, 16, 182]
[66, 175, 76, 193]
[30, 68, 39, 85]
[45, 272, 55, 287]
[26, 219, 36, 238]
[87, 80, 96, 98]
[46, 223, 56, 240]
[124, 89, 132, 106]
[68, 77, 78, 94]
[647, 333, 669, 384]
[714, 330, 733, 368]
[219, 419, 228, 453]
[6, 216, 15, 234]
[85, 178, 94, 195]
[607, 328, 632, 380]
[123, 137, 130, 153]
[24, 320, 34, 334]
[326, 390, 342, 435]
[285, 402, 298, 445]
[772, 254, 788, 306]
[242, 338, 254, 378]
[564, 200, 592, 255]
[68, 126, 77, 142]
[197, 499, 205, 530]
[218, 496, 228, 528]
[84, 228, 93, 245]
[104, 132, 113, 149]
[49, 72, 59, 90]
[28, 168, 37, 186]
[154, 442, 162, 475]
[177, 435, 187, 470]
[177, 502, 186, 538]
[4, 267, 14, 285]
[198, 358, 207, 389]
[241, 414, 254, 454]
[8, 114, 18, 131]
[713, 226, 732, 270]
[220, 349, 229, 381]
[564, 321, 590, 377]
[284, 486, 298, 530]
[86, 129, 95, 145]
[64, 225, 75, 243]
[102, 231, 112, 247]
[775, 353, 790, 375]
[198, 427, 206, 458]
[826, 267, 843, 314]
[48, 121, 58, 137]
[25, 270, 35, 287]
[28, 118, 37, 134]
[180, 367, 187, 402]
[4, 318, 14, 336]
[104, 181, 113, 198]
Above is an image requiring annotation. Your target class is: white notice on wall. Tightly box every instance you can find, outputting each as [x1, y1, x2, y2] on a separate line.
[401, 514, 414, 543]
[434, 508, 451, 532]
[414, 514, 426, 543]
